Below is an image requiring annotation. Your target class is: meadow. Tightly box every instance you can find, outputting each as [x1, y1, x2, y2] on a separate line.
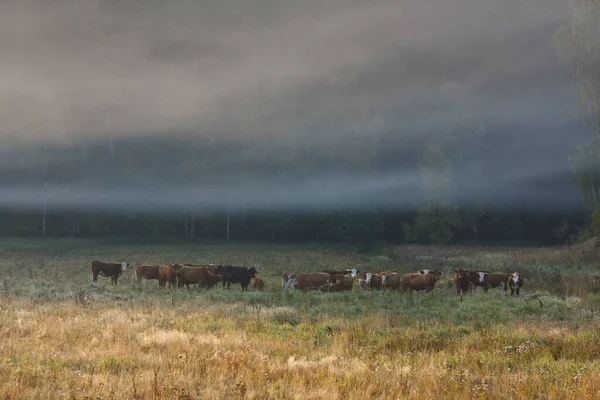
[2, 238, 600, 399]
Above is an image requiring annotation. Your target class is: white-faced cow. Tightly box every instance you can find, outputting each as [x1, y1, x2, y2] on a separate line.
[91, 260, 128, 286]
[508, 272, 523, 296]
[282, 272, 330, 292]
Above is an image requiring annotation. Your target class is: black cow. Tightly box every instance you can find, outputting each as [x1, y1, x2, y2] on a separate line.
[216, 265, 258, 292]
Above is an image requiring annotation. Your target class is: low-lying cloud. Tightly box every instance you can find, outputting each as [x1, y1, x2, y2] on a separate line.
[0, 0, 593, 212]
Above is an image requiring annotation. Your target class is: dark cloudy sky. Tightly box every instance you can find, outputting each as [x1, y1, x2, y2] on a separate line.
[0, 0, 594, 212]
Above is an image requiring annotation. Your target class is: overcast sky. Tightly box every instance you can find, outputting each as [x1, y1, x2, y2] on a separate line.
[0, 0, 593, 212]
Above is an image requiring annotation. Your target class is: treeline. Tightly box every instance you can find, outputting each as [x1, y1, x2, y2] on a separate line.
[0, 208, 588, 249]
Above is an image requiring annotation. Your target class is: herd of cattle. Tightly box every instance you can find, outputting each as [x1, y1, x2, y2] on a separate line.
[90, 260, 524, 296]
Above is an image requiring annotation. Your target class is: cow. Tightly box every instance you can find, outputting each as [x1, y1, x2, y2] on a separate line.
[398, 270, 442, 294]
[91, 260, 128, 286]
[454, 269, 470, 295]
[215, 265, 257, 291]
[176, 266, 223, 290]
[330, 274, 354, 292]
[454, 269, 489, 293]
[323, 268, 358, 280]
[359, 272, 383, 291]
[282, 272, 330, 292]
[508, 272, 523, 296]
[381, 272, 402, 291]
[253, 277, 265, 291]
[133, 264, 162, 285]
[482, 272, 509, 293]
[158, 265, 180, 288]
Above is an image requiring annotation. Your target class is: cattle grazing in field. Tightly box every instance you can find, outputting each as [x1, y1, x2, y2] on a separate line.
[323, 268, 358, 280]
[91, 260, 128, 286]
[330, 274, 354, 292]
[398, 270, 442, 294]
[176, 266, 223, 290]
[282, 272, 330, 291]
[134, 264, 162, 285]
[215, 265, 257, 291]
[253, 277, 265, 291]
[508, 272, 523, 296]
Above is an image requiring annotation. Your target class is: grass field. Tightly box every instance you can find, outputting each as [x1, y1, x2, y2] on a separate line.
[2, 238, 600, 399]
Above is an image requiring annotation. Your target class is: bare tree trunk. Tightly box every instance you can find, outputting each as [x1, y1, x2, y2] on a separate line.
[190, 215, 195, 241]
[226, 209, 230, 241]
[183, 209, 188, 240]
[42, 146, 48, 240]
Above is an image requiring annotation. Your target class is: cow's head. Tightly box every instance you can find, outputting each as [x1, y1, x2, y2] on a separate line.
[346, 268, 358, 279]
[455, 269, 466, 280]
[419, 269, 431, 275]
[511, 272, 520, 284]
[477, 271, 487, 283]
[366, 272, 373, 283]
[282, 273, 295, 289]
[381, 275, 387, 285]
[248, 267, 258, 278]
[121, 262, 128, 272]
[287, 276, 299, 289]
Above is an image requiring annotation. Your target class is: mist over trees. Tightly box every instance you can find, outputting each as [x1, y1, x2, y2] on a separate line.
[0, 81, 589, 247]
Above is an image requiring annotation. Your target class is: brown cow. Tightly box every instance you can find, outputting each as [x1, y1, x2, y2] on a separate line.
[398, 270, 442, 294]
[330, 274, 354, 292]
[134, 264, 162, 285]
[454, 269, 489, 293]
[253, 277, 265, 291]
[381, 272, 402, 291]
[91, 260, 128, 285]
[508, 272, 523, 296]
[176, 266, 223, 290]
[359, 272, 383, 291]
[282, 272, 330, 292]
[482, 272, 509, 293]
[158, 265, 180, 288]
[454, 269, 470, 295]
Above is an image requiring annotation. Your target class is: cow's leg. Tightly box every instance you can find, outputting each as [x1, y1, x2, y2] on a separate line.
[516, 286, 520, 296]
[483, 285, 489, 293]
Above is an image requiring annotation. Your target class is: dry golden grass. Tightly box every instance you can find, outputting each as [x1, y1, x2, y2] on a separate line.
[2, 239, 600, 399]
[2, 298, 600, 399]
